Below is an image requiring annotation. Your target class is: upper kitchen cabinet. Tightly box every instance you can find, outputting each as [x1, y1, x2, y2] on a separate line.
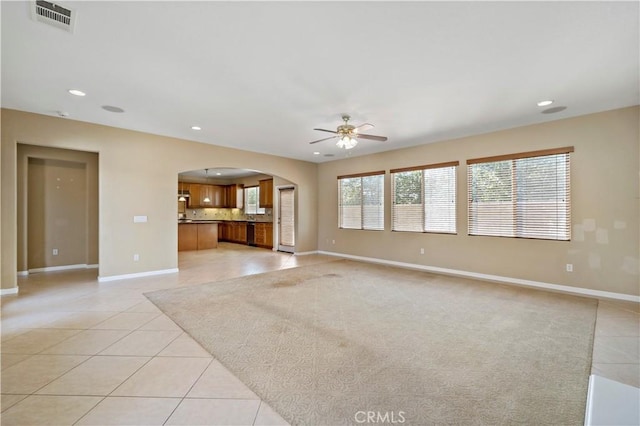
[226, 184, 244, 209]
[211, 185, 226, 208]
[189, 183, 202, 208]
[188, 184, 225, 208]
[178, 182, 190, 197]
[200, 184, 213, 207]
[259, 178, 273, 208]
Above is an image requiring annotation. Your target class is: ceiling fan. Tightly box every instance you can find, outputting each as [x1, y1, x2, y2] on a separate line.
[309, 114, 388, 149]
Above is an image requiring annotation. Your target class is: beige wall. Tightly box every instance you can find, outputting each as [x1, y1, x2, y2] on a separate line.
[318, 107, 640, 297]
[16, 146, 99, 272]
[1, 109, 318, 289]
[27, 158, 87, 269]
[2, 107, 638, 297]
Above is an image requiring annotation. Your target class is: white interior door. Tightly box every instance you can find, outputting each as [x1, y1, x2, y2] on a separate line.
[278, 187, 295, 253]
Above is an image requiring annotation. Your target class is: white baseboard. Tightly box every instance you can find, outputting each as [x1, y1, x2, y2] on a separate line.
[17, 270, 28, 276]
[294, 250, 319, 256]
[28, 264, 98, 274]
[318, 251, 640, 303]
[98, 268, 179, 283]
[0, 287, 19, 296]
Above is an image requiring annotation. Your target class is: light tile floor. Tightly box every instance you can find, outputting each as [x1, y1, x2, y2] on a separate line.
[1, 243, 638, 425]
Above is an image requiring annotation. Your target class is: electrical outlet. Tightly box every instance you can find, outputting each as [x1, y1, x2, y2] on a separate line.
[133, 254, 140, 262]
[52, 248, 59, 256]
[566, 264, 573, 272]
[332, 239, 335, 244]
[420, 248, 425, 255]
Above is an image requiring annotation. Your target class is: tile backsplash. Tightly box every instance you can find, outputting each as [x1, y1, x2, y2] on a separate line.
[180, 208, 273, 222]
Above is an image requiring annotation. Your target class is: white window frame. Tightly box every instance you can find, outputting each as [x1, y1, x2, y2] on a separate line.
[244, 186, 265, 215]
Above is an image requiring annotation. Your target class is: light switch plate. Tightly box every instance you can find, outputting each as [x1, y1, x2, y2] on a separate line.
[133, 215, 148, 223]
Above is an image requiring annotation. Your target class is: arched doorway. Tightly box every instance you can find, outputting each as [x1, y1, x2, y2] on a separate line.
[177, 167, 296, 253]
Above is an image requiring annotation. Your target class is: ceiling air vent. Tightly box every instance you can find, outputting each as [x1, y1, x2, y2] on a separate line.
[31, 1, 76, 33]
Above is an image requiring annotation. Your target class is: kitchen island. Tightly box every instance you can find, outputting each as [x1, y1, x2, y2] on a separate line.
[178, 221, 219, 251]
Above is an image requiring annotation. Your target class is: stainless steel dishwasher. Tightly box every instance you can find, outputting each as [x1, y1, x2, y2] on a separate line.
[246, 222, 256, 246]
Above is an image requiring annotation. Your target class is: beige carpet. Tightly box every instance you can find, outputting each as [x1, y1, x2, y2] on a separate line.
[145, 260, 597, 425]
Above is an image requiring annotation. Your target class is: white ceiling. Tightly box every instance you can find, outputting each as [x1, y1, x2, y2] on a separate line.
[2, 1, 638, 164]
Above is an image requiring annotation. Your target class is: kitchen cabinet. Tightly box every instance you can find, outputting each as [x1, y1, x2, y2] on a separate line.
[255, 222, 273, 249]
[220, 221, 247, 244]
[189, 183, 202, 207]
[259, 179, 273, 208]
[178, 222, 219, 251]
[197, 223, 218, 249]
[231, 221, 247, 243]
[178, 223, 198, 251]
[225, 184, 244, 208]
[218, 222, 229, 241]
[180, 183, 243, 209]
[199, 184, 213, 207]
[188, 184, 225, 208]
[178, 182, 190, 197]
[211, 185, 226, 207]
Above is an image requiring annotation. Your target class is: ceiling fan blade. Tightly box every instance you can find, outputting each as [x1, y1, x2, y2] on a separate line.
[357, 133, 388, 142]
[354, 123, 374, 131]
[309, 135, 337, 145]
[313, 128, 339, 134]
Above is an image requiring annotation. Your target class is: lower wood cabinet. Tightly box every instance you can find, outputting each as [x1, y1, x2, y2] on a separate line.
[255, 222, 273, 249]
[197, 223, 218, 250]
[218, 221, 272, 248]
[178, 223, 198, 251]
[233, 222, 247, 243]
[219, 222, 229, 241]
[178, 223, 218, 251]
[219, 222, 247, 244]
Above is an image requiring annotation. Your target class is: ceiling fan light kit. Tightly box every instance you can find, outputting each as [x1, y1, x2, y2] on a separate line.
[309, 114, 387, 149]
[337, 135, 358, 149]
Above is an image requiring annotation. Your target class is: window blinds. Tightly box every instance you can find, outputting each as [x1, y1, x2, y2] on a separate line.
[467, 147, 573, 240]
[391, 162, 458, 234]
[338, 171, 384, 230]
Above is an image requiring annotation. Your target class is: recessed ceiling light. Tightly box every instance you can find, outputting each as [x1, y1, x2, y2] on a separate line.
[102, 105, 125, 113]
[191, 126, 202, 131]
[313, 152, 320, 155]
[68, 89, 86, 97]
[537, 100, 554, 107]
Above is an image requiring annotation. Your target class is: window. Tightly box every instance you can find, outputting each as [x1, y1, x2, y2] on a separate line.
[338, 171, 384, 230]
[244, 186, 265, 215]
[391, 162, 458, 233]
[467, 147, 573, 240]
